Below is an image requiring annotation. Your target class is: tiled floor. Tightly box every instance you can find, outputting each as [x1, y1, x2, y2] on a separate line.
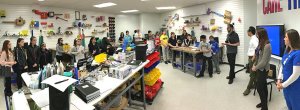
[146, 63, 287, 110]
[0, 64, 287, 110]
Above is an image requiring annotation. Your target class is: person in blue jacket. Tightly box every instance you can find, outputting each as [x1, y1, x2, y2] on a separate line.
[277, 29, 300, 110]
[209, 35, 221, 74]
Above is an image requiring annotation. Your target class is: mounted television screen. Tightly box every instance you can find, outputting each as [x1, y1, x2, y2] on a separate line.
[257, 25, 285, 57]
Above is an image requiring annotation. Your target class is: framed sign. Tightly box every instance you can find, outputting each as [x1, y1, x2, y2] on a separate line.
[75, 11, 80, 20]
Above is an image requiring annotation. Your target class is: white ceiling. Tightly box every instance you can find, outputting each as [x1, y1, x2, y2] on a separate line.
[0, 0, 216, 14]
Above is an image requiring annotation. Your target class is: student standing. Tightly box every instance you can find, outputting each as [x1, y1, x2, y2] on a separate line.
[119, 32, 125, 43]
[88, 37, 100, 57]
[222, 24, 240, 84]
[277, 29, 300, 110]
[39, 43, 52, 69]
[56, 38, 64, 63]
[243, 26, 259, 96]
[154, 32, 161, 52]
[197, 35, 213, 78]
[101, 37, 114, 55]
[27, 37, 40, 72]
[124, 31, 133, 44]
[1, 40, 16, 96]
[160, 30, 170, 64]
[148, 30, 155, 40]
[134, 30, 143, 43]
[168, 32, 178, 65]
[71, 39, 85, 63]
[252, 28, 271, 110]
[14, 38, 28, 90]
[180, 30, 188, 42]
[182, 34, 194, 47]
[209, 35, 221, 74]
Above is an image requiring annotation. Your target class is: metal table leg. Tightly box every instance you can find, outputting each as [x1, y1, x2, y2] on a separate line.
[183, 52, 186, 72]
[193, 54, 197, 77]
[140, 69, 147, 110]
[127, 81, 132, 106]
[171, 50, 174, 68]
[180, 51, 183, 71]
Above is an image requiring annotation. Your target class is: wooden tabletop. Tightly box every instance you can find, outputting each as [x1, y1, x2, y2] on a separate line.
[170, 47, 203, 55]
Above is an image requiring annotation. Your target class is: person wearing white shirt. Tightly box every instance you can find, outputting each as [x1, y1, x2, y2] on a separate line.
[277, 29, 300, 110]
[134, 30, 143, 43]
[71, 38, 85, 63]
[196, 35, 213, 78]
[243, 26, 259, 96]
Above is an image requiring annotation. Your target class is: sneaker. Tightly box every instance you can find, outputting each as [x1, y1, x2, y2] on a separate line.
[217, 71, 221, 74]
[256, 103, 262, 108]
[226, 76, 235, 79]
[209, 74, 213, 78]
[228, 79, 233, 84]
[5, 91, 13, 96]
[243, 89, 251, 96]
[165, 61, 168, 64]
[168, 61, 171, 63]
[196, 75, 204, 78]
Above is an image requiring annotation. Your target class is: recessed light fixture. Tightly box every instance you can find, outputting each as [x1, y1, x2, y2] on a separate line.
[156, 6, 176, 10]
[121, 10, 139, 13]
[38, 0, 45, 1]
[141, 0, 150, 1]
[94, 2, 117, 8]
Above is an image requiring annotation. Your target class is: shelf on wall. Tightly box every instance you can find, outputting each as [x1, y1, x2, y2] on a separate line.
[184, 23, 200, 27]
[182, 14, 208, 18]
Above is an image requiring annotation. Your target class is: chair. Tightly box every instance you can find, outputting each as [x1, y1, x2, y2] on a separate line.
[253, 64, 277, 102]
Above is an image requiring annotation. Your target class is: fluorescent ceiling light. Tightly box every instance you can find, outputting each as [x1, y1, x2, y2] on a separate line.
[121, 10, 139, 13]
[38, 0, 45, 1]
[156, 6, 176, 10]
[94, 2, 116, 8]
[141, 0, 150, 1]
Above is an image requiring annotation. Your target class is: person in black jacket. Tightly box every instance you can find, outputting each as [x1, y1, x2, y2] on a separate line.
[101, 37, 115, 55]
[27, 36, 40, 72]
[88, 37, 100, 57]
[39, 43, 52, 69]
[14, 38, 27, 90]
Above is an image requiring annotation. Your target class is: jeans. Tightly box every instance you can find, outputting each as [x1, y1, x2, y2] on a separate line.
[200, 56, 213, 76]
[162, 46, 169, 61]
[212, 52, 220, 72]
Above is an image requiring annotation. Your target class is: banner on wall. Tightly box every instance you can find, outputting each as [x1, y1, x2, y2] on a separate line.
[263, 0, 300, 15]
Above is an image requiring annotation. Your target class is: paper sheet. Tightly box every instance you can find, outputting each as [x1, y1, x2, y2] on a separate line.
[12, 91, 30, 110]
[94, 76, 122, 94]
[42, 75, 77, 92]
[71, 94, 95, 110]
[30, 88, 49, 108]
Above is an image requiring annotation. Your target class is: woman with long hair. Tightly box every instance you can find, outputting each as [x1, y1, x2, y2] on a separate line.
[252, 28, 272, 110]
[0, 40, 16, 96]
[88, 37, 100, 57]
[56, 38, 64, 63]
[119, 32, 125, 43]
[277, 29, 300, 110]
[71, 38, 85, 63]
[27, 36, 40, 72]
[14, 38, 27, 90]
